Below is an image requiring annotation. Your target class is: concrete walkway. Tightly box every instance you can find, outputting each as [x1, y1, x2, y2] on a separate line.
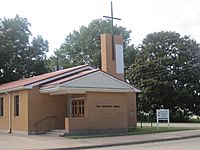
[1, 128, 200, 150]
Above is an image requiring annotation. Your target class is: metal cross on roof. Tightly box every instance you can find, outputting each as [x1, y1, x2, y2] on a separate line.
[103, 1, 121, 60]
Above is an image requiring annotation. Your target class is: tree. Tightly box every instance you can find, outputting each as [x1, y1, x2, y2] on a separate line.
[127, 31, 200, 121]
[0, 15, 49, 84]
[49, 19, 137, 71]
[124, 44, 138, 72]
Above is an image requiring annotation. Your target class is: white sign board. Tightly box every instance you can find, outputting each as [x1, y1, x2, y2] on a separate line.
[156, 109, 170, 129]
[115, 44, 124, 74]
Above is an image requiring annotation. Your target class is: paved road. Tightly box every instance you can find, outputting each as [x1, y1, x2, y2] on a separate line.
[88, 137, 200, 150]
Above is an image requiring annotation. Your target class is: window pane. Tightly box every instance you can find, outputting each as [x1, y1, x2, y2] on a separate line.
[72, 107, 74, 114]
[79, 106, 81, 114]
[82, 106, 84, 114]
[0, 97, 3, 117]
[74, 107, 77, 114]
[14, 95, 19, 116]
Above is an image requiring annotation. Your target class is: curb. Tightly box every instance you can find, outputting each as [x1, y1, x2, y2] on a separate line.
[45, 134, 200, 150]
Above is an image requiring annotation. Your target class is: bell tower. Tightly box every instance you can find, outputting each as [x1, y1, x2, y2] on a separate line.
[101, 34, 124, 80]
[101, 1, 124, 80]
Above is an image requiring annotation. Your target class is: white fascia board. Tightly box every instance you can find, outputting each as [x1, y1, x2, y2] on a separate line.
[26, 66, 94, 88]
[39, 86, 134, 94]
[39, 87, 86, 95]
[39, 86, 60, 93]
[132, 87, 141, 93]
[60, 86, 134, 92]
[49, 89, 86, 95]
[0, 86, 32, 94]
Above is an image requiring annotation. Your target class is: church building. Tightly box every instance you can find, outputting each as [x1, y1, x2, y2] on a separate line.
[0, 34, 139, 135]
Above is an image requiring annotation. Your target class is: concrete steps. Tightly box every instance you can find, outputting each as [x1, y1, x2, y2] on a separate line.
[44, 129, 67, 137]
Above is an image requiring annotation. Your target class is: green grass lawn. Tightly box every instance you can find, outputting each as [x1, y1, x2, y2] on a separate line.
[187, 118, 200, 123]
[68, 126, 195, 139]
[128, 126, 192, 135]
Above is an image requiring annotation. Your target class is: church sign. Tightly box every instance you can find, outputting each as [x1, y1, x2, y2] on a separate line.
[156, 109, 170, 129]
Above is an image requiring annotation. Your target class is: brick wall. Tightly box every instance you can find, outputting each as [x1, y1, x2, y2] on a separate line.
[65, 91, 137, 133]
[101, 34, 124, 80]
[28, 87, 67, 134]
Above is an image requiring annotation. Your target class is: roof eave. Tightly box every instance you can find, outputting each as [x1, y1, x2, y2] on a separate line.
[0, 86, 32, 94]
[133, 88, 141, 93]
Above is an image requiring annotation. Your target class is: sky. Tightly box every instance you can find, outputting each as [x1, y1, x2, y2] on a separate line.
[0, 0, 200, 56]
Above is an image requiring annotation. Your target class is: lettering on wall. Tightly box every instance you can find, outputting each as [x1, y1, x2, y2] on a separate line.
[96, 105, 120, 108]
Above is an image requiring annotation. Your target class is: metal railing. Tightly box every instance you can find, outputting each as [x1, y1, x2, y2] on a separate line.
[32, 116, 58, 134]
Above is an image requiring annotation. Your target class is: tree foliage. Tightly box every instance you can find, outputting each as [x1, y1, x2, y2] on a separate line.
[0, 15, 49, 84]
[49, 19, 137, 71]
[127, 31, 200, 121]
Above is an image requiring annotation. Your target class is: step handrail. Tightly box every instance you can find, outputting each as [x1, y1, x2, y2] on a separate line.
[33, 116, 58, 133]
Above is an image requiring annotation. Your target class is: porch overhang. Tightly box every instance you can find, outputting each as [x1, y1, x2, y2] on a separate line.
[39, 86, 135, 95]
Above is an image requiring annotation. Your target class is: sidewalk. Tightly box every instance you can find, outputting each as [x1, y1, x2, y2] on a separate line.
[1, 129, 200, 150]
[138, 122, 200, 128]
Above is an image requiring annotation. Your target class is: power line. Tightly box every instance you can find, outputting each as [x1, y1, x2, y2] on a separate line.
[131, 63, 200, 76]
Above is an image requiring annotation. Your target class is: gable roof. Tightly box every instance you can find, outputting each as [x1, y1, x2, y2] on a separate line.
[0, 64, 93, 93]
[0, 64, 140, 94]
[40, 70, 140, 95]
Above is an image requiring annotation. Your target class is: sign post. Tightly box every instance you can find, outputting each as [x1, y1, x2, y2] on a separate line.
[156, 109, 170, 129]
